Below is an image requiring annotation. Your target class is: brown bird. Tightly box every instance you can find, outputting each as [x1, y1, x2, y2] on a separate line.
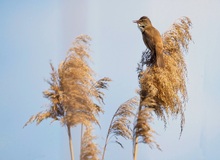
[133, 16, 165, 67]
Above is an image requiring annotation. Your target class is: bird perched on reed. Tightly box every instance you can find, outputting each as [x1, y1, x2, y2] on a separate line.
[133, 16, 165, 68]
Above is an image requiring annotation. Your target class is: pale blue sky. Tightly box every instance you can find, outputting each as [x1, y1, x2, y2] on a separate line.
[1, 0, 220, 160]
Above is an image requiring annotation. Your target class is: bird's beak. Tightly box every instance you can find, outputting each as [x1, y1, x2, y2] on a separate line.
[133, 20, 138, 23]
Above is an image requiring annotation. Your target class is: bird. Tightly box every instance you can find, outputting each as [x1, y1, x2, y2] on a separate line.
[133, 16, 165, 68]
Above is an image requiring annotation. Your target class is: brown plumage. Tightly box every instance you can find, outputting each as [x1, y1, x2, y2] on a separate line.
[133, 16, 165, 68]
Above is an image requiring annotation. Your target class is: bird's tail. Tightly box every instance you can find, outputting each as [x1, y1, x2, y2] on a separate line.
[157, 53, 165, 68]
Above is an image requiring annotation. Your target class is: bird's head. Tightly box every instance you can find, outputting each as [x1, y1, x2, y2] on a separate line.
[133, 16, 152, 32]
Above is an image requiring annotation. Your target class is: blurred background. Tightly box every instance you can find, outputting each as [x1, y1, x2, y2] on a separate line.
[1, 0, 220, 159]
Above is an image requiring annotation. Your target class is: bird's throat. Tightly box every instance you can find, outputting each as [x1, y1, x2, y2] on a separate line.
[138, 25, 145, 32]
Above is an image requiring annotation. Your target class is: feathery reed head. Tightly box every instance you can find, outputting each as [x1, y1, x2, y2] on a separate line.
[133, 107, 161, 151]
[80, 126, 100, 160]
[101, 97, 138, 160]
[24, 35, 111, 128]
[109, 97, 139, 142]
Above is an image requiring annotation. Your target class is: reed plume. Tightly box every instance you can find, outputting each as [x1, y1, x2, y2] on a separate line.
[101, 97, 139, 160]
[24, 35, 111, 160]
[80, 126, 100, 160]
